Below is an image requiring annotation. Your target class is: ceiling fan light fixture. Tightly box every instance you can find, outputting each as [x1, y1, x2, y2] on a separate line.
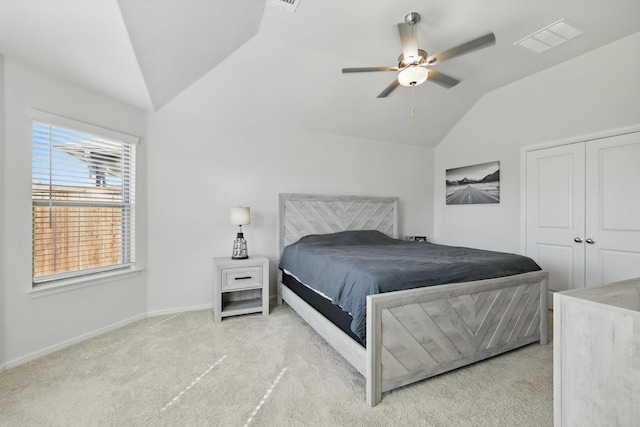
[398, 65, 428, 87]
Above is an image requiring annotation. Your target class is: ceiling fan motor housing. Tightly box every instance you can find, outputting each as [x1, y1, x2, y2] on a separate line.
[398, 49, 428, 68]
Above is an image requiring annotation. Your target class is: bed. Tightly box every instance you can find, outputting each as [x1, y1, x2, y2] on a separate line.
[277, 193, 549, 407]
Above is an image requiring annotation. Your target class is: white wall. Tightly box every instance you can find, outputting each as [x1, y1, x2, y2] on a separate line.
[1, 34, 434, 365]
[434, 32, 640, 254]
[0, 54, 6, 368]
[2, 58, 148, 365]
[146, 67, 435, 313]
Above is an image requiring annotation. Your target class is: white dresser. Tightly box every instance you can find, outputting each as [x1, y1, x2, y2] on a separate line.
[553, 278, 640, 426]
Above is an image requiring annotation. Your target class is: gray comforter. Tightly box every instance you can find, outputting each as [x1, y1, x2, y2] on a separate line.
[279, 230, 541, 341]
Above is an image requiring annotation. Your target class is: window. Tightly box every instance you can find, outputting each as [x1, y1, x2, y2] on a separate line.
[31, 112, 138, 286]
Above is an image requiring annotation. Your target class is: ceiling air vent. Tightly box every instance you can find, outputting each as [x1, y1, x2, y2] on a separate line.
[514, 18, 586, 54]
[267, 0, 301, 13]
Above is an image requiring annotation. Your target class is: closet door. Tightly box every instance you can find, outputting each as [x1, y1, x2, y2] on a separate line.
[526, 143, 585, 292]
[585, 132, 640, 286]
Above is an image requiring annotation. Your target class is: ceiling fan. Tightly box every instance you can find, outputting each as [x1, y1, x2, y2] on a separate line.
[342, 12, 496, 98]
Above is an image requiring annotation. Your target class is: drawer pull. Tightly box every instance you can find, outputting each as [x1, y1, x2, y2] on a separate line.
[235, 276, 252, 280]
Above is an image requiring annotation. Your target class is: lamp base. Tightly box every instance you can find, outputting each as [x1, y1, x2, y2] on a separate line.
[231, 232, 249, 260]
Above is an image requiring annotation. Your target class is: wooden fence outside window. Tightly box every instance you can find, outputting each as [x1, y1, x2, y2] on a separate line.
[32, 184, 123, 278]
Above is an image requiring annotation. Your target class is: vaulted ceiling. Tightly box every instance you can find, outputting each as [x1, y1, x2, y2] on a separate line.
[1, 0, 639, 147]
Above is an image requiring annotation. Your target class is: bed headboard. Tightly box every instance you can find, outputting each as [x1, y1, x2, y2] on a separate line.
[277, 193, 399, 258]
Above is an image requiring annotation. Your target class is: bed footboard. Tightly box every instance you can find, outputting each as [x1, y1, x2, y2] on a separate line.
[366, 271, 549, 406]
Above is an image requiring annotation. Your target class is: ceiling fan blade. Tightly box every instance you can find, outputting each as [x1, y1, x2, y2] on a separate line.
[342, 66, 398, 73]
[377, 79, 400, 98]
[427, 70, 460, 88]
[397, 22, 419, 63]
[427, 32, 496, 65]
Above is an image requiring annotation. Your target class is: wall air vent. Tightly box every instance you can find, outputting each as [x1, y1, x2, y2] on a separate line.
[514, 18, 586, 54]
[267, 0, 301, 13]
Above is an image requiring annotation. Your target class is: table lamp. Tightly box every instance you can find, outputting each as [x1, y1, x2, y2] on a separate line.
[230, 207, 250, 259]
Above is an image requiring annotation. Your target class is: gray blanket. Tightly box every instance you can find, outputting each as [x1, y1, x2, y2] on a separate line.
[279, 230, 541, 341]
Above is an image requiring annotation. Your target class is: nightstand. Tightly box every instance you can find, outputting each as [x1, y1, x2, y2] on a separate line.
[212, 256, 269, 322]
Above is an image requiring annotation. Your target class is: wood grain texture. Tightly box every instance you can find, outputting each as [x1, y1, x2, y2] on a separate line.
[278, 193, 398, 257]
[553, 278, 640, 426]
[276, 193, 549, 407]
[371, 277, 545, 393]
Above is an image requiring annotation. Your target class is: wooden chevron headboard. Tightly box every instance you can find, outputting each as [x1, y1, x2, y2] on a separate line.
[277, 193, 399, 258]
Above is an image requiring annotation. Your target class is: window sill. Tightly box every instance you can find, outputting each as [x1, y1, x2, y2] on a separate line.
[29, 268, 143, 299]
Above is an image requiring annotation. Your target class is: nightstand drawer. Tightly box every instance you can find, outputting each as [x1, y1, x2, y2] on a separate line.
[221, 266, 262, 291]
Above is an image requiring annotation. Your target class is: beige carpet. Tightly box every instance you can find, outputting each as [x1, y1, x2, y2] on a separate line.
[0, 305, 552, 426]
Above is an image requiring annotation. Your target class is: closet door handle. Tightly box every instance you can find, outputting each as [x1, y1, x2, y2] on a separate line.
[574, 237, 583, 243]
[585, 238, 595, 244]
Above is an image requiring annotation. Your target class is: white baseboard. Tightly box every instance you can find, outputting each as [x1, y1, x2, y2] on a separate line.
[4, 313, 146, 370]
[4, 297, 278, 370]
[146, 298, 279, 318]
[146, 303, 212, 318]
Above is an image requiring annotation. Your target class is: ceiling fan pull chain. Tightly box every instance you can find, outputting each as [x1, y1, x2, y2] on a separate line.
[411, 84, 416, 118]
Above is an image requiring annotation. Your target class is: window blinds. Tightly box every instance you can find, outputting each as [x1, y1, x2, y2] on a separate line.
[32, 119, 136, 285]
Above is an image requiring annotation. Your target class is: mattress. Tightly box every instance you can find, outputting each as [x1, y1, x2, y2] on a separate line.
[279, 230, 542, 341]
[281, 270, 364, 346]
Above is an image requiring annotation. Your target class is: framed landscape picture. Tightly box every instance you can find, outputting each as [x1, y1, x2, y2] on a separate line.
[446, 161, 500, 205]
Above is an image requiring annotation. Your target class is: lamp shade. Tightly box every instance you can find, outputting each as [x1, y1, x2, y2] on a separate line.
[230, 207, 251, 226]
[398, 65, 429, 87]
